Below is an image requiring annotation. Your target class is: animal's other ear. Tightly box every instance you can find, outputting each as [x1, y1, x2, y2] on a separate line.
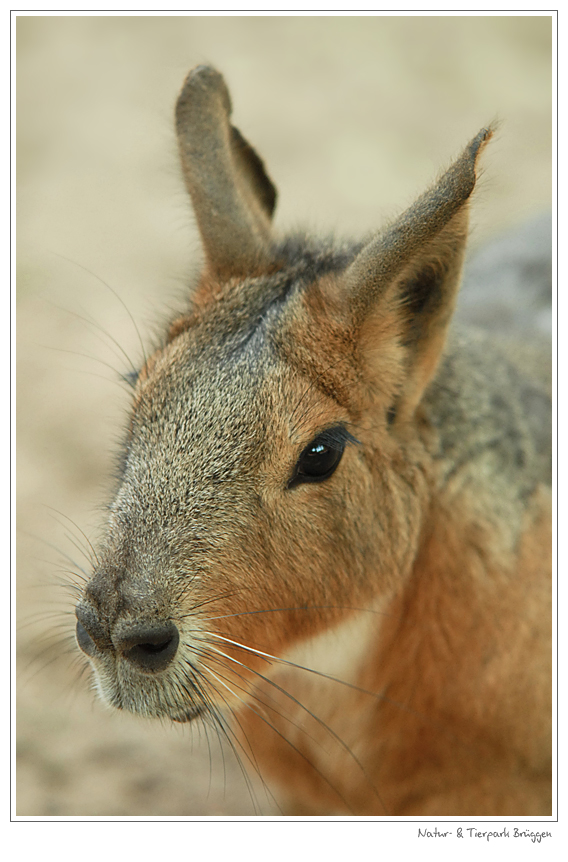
[175, 66, 277, 279]
[340, 127, 493, 423]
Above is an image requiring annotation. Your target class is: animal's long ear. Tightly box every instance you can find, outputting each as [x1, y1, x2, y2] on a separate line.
[340, 128, 493, 423]
[175, 66, 277, 279]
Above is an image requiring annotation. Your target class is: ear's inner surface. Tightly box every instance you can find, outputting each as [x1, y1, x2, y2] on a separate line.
[230, 125, 277, 221]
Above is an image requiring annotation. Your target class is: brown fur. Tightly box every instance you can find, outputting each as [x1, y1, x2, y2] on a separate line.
[75, 66, 552, 816]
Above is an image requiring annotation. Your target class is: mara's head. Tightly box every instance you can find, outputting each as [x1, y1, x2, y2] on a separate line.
[75, 66, 492, 723]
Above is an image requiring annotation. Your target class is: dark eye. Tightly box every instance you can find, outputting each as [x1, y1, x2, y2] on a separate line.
[288, 426, 358, 489]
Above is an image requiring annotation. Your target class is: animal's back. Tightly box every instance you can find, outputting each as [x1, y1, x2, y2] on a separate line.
[428, 326, 551, 495]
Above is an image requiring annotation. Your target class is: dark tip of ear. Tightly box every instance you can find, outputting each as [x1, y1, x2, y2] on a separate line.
[386, 404, 397, 426]
[180, 65, 230, 105]
[467, 125, 495, 166]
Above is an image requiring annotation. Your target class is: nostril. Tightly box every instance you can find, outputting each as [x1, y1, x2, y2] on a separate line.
[115, 621, 180, 672]
[76, 605, 111, 654]
[76, 620, 96, 657]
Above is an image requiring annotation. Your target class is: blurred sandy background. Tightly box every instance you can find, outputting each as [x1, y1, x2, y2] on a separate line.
[16, 14, 552, 817]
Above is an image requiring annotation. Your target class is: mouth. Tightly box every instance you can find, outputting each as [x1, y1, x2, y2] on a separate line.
[75, 603, 247, 725]
[171, 705, 206, 723]
[81, 642, 209, 724]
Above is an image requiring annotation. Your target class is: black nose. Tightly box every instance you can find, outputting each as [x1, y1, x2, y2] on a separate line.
[76, 604, 180, 672]
[113, 620, 180, 672]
